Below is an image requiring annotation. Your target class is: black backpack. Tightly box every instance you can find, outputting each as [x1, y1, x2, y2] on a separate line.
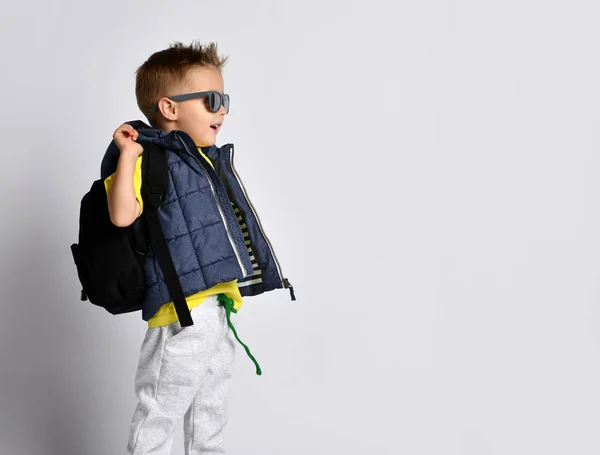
[70, 141, 194, 326]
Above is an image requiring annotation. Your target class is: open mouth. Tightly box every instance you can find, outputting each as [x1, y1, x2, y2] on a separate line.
[210, 124, 221, 131]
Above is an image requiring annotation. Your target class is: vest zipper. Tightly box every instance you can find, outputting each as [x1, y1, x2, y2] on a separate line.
[176, 134, 249, 277]
[229, 145, 295, 300]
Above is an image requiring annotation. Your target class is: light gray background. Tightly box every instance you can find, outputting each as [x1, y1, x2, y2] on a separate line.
[0, 0, 599, 454]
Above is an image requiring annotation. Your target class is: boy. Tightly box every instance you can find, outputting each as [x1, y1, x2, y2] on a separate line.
[101, 41, 294, 454]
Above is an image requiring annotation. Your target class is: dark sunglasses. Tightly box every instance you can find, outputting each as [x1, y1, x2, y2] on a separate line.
[149, 91, 230, 113]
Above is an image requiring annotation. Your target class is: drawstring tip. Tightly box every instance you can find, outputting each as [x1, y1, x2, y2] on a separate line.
[283, 279, 296, 301]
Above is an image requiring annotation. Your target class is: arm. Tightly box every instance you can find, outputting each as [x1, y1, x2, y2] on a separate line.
[107, 149, 141, 227]
[107, 124, 143, 227]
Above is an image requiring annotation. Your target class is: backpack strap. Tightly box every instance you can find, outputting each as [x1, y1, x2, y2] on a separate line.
[140, 142, 194, 327]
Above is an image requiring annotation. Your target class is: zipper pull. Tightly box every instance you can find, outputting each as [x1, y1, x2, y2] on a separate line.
[81, 289, 88, 301]
[283, 278, 296, 301]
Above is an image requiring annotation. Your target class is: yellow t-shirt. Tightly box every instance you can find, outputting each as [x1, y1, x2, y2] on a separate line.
[104, 147, 243, 328]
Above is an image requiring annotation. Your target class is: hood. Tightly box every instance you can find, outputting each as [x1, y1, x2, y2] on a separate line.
[100, 120, 223, 180]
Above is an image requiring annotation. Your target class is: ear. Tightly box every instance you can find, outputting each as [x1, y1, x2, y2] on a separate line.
[157, 97, 179, 121]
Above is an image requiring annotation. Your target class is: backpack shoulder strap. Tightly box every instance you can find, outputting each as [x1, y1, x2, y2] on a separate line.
[140, 142, 194, 327]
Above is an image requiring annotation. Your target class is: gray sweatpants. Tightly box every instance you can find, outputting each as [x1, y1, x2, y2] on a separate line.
[127, 295, 236, 455]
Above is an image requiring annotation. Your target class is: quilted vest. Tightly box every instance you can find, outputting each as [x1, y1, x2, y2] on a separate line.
[101, 120, 294, 320]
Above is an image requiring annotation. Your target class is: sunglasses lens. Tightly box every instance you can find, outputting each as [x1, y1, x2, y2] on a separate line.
[206, 92, 218, 112]
[206, 92, 229, 113]
[223, 94, 230, 113]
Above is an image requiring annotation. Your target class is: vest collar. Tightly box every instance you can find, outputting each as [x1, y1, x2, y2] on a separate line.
[100, 119, 229, 179]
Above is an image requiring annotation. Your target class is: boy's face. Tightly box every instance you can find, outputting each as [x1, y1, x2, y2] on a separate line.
[160, 65, 227, 147]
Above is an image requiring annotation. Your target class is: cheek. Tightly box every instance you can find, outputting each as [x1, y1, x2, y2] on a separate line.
[195, 106, 213, 124]
[183, 107, 212, 129]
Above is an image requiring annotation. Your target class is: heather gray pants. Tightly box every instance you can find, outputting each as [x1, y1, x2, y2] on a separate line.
[127, 295, 236, 455]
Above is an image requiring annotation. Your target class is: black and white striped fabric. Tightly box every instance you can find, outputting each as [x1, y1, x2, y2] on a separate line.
[231, 201, 263, 288]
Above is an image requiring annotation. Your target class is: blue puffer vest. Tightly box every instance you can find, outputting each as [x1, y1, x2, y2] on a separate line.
[100, 120, 295, 321]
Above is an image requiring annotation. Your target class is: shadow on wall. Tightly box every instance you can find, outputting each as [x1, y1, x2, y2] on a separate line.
[0, 200, 123, 455]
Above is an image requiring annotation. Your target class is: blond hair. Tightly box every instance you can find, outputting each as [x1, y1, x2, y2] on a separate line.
[135, 41, 228, 127]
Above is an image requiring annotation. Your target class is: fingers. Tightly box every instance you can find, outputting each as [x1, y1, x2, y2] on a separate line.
[114, 123, 139, 140]
[113, 124, 141, 152]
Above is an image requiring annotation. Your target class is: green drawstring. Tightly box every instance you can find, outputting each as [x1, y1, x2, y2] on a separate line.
[216, 293, 262, 376]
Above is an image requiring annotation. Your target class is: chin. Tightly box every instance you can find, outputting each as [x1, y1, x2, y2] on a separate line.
[194, 136, 217, 147]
